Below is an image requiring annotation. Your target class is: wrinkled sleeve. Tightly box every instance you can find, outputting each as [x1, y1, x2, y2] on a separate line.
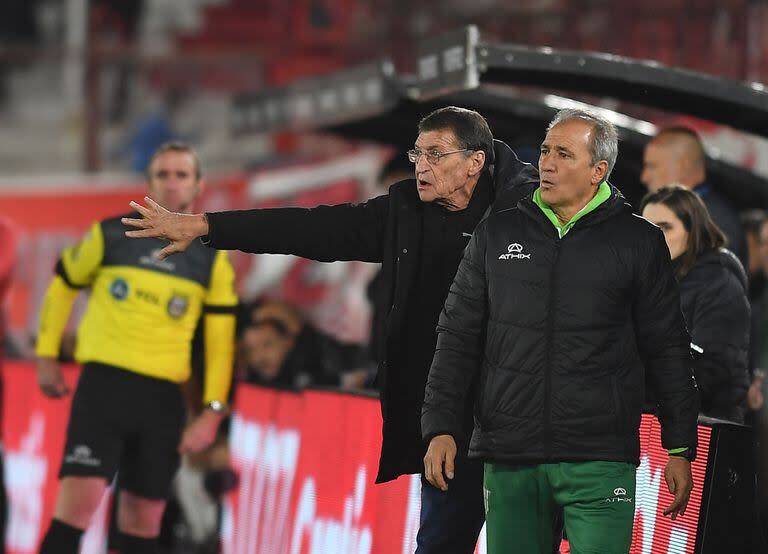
[422, 219, 489, 442]
[204, 194, 390, 263]
[633, 228, 699, 454]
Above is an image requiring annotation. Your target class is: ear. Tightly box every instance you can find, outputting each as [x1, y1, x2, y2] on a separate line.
[196, 177, 206, 196]
[467, 151, 486, 177]
[591, 160, 609, 185]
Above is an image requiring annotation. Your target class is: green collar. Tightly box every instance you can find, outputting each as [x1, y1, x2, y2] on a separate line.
[533, 181, 612, 238]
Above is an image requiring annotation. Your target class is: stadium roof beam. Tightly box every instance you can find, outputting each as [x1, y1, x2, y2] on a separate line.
[230, 60, 402, 135]
[410, 25, 768, 138]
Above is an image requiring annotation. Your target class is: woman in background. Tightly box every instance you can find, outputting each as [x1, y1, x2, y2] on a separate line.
[641, 185, 750, 423]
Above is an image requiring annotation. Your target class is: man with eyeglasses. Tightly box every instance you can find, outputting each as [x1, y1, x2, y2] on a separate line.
[122, 107, 539, 552]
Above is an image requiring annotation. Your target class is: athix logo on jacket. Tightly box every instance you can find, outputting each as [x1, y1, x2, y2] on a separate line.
[498, 243, 531, 260]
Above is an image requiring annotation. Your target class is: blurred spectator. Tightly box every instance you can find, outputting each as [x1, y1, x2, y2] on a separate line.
[249, 298, 303, 336]
[239, 301, 369, 390]
[0, 1, 38, 45]
[742, 210, 768, 299]
[750, 369, 766, 415]
[127, 89, 185, 173]
[642, 186, 750, 423]
[93, 0, 146, 123]
[239, 319, 298, 386]
[0, 0, 40, 106]
[641, 127, 748, 268]
[748, 217, 768, 416]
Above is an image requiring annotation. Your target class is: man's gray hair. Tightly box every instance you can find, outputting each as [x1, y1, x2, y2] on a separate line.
[547, 109, 618, 180]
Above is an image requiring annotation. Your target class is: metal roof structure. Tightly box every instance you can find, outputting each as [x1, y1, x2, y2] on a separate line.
[231, 25, 768, 208]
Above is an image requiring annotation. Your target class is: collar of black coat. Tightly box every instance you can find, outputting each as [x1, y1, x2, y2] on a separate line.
[490, 139, 533, 192]
[487, 139, 540, 212]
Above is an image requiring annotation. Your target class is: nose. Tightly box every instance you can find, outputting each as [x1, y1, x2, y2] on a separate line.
[539, 152, 554, 173]
[415, 154, 430, 174]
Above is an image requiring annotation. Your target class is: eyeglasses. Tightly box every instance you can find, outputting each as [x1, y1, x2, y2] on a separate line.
[407, 148, 471, 164]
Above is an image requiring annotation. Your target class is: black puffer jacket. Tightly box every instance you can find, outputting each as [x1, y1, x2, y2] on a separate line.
[678, 248, 750, 423]
[422, 187, 699, 465]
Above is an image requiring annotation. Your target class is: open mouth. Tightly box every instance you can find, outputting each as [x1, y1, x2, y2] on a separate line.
[417, 180, 431, 189]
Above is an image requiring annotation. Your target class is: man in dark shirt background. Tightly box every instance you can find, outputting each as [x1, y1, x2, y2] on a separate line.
[641, 127, 748, 269]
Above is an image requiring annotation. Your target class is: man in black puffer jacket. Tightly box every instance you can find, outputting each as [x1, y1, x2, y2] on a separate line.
[423, 109, 699, 554]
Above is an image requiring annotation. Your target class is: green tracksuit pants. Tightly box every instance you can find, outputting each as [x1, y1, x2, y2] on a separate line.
[484, 461, 636, 554]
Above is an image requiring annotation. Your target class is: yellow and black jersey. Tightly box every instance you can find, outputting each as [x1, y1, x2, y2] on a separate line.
[36, 213, 237, 404]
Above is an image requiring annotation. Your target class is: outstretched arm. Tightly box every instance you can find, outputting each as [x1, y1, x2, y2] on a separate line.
[123, 193, 390, 263]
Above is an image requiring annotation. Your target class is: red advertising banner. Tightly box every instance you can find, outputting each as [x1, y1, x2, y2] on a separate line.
[633, 416, 711, 553]
[0, 363, 712, 553]
[1, 361, 110, 554]
[222, 386, 423, 554]
[225, 385, 712, 554]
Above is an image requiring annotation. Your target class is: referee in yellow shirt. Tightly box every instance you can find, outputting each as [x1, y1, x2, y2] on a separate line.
[35, 142, 237, 554]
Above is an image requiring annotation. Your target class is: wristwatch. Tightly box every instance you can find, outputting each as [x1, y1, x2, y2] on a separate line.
[668, 446, 696, 462]
[205, 400, 229, 414]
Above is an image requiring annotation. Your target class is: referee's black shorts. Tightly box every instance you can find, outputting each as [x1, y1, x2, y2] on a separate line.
[59, 362, 186, 500]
